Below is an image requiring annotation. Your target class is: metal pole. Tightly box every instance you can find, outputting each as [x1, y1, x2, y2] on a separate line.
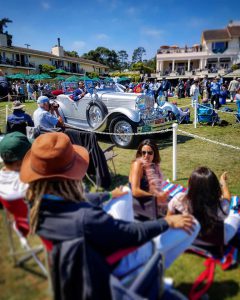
[194, 100, 197, 128]
[172, 123, 178, 181]
[6, 105, 9, 122]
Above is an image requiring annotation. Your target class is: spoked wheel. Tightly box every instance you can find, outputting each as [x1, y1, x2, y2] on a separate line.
[109, 116, 139, 148]
[86, 101, 108, 128]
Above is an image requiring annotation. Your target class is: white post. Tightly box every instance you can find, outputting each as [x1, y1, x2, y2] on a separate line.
[172, 123, 178, 181]
[194, 100, 197, 128]
[6, 105, 9, 122]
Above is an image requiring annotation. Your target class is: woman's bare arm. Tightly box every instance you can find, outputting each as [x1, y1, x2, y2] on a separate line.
[220, 172, 231, 201]
[129, 160, 153, 198]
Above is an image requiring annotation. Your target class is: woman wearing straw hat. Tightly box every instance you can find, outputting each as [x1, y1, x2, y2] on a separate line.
[20, 132, 199, 273]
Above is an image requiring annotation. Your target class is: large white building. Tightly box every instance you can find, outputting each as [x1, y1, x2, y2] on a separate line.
[156, 21, 240, 78]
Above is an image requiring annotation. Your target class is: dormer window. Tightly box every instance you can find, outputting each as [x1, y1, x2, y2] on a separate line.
[212, 41, 228, 53]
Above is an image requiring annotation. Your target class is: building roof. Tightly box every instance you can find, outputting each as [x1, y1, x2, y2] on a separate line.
[202, 25, 240, 41]
[227, 25, 240, 37]
[202, 29, 230, 41]
[0, 45, 108, 69]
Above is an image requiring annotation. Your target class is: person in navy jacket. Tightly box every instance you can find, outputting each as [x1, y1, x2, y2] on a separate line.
[73, 81, 87, 101]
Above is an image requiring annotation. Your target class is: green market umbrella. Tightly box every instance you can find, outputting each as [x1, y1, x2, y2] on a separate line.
[9, 73, 27, 79]
[117, 77, 130, 82]
[50, 68, 70, 75]
[91, 77, 100, 82]
[54, 75, 66, 81]
[79, 75, 91, 81]
[104, 77, 113, 82]
[40, 73, 52, 79]
[65, 75, 81, 82]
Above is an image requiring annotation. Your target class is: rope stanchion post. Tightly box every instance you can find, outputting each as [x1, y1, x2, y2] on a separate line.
[194, 101, 197, 129]
[172, 123, 178, 181]
[5, 105, 9, 122]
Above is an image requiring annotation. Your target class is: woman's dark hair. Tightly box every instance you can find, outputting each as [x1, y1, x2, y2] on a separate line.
[187, 166, 223, 233]
[135, 139, 160, 164]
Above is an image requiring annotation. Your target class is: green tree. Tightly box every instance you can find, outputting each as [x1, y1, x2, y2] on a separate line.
[82, 50, 101, 62]
[82, 47, 120, 70]
[132, 47, 146, 63]
[144, 56, 156, 71]
[64, 50, 79, 58]
[41, 64, 55, 74]
[131, 62, 154, 74]
[117, 50, 129, 70]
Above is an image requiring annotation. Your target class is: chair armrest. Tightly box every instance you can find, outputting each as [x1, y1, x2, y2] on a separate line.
[103, 144, 116, 153]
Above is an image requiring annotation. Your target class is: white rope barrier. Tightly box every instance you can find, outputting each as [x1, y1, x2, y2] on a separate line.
[65, 124, 173, 136]
[178, 129, 240, 151]
[0, 94, 9, 101]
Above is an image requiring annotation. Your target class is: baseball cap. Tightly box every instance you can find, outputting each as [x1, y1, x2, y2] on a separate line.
[37, 96, 49, 104]
[0, 132, 32, 162]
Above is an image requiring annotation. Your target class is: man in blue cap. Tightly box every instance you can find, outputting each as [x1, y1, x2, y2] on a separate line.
[33, 95, 64, 129]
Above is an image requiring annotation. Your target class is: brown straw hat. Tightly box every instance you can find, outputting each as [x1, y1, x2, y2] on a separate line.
[20, 132, 89, 183]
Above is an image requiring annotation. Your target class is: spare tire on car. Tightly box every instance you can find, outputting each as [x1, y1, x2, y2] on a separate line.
[86, 101, 108, 128]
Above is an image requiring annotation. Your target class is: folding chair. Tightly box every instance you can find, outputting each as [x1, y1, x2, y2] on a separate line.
[47, 234, 166, 300]
[197, 103, 219, 126]
[235, 100, 240, 123]
[133, 181, 187, 221]
[6, 120, 28, 135]
[110, 251, 163, 300]
[0, 196, 48, 278]
[103, 144, 118, 175]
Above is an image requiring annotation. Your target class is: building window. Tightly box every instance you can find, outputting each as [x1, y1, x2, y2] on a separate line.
[212, 41, 228, 53]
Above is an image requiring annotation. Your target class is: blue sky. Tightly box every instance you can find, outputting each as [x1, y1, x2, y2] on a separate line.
[1, 0, 240, 60]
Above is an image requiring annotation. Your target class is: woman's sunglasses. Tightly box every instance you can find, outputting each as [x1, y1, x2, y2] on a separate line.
[141, 150, 153, 156]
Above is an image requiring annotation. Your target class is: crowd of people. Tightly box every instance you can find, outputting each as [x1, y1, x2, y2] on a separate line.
[0, 127, 239, 297]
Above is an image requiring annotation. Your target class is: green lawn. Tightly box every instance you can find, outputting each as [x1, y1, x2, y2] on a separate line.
[0, 97, 240, 299]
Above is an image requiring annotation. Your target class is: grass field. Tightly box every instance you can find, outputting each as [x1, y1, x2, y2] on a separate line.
[0, 97, 240, 299]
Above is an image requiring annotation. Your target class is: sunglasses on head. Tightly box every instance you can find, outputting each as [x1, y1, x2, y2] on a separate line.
[141, 150, 153, 156]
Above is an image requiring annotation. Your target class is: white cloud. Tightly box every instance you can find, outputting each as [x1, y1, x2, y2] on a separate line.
[72, 41, 86, 50]
[188, 18, 208, 28]
[41, 1, 50, 10]
[141, 28, 164, 38]
[125, 7, 138, 15]
[95, 33, 109, 40]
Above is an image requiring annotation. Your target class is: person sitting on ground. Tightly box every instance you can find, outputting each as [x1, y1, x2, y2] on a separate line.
[171, 100, 190, 123]
[167, 166, 240, 247]
[6, 100, 34, 135]
[129, 139, 170, 210]
[19, 132, 200, 276]
[73, 81, 87, 101]
[33, 95, 64, 130]
[0, 132, 32, 236]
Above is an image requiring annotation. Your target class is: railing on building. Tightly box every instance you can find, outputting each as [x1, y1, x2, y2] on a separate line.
[0, 58, 36, 68]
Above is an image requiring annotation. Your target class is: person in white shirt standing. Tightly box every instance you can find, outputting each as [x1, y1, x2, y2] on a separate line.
[190, 78, 200, 107]
[228, 77, 239, 102]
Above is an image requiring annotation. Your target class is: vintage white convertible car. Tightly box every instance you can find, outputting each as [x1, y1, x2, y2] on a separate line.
[56, 89, 174, 148]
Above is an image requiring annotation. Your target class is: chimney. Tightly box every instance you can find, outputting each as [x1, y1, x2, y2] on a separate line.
[57, 38, 61, 47]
